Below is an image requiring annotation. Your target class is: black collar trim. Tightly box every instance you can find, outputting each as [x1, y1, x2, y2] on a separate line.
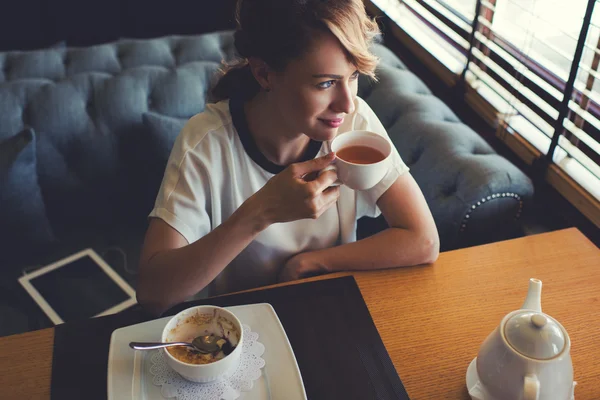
[229, 96, 322, 174]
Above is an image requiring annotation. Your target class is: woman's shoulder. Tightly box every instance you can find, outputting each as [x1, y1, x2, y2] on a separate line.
[183, 100, 232, 137]
[175, 100, 235, 150]
[166, 100, 235, 166]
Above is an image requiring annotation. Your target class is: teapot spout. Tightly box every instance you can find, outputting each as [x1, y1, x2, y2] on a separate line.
[522, 278, 542, 312]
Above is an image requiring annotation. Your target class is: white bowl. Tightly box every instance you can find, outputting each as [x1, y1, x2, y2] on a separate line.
[161, 305, 243, 383]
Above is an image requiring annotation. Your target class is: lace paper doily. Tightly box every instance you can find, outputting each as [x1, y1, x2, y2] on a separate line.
[149, 324, 265, 400]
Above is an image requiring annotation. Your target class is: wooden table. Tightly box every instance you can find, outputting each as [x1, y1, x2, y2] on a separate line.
[1, 228, 599, 399]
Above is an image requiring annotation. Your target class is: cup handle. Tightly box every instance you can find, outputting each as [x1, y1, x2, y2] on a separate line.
[524, 374, 540, 400]
[319, 164, 342, 187]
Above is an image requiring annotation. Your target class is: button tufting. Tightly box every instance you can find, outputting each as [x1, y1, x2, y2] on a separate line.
[2, 60, 10, 76]
[21, 106, 28, 125]
[472, 147, 489, 155]
[409, 148, 424, 166]
[441, 185, 457, 197]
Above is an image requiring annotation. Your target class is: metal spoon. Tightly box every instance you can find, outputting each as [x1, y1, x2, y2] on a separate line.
[129, 334, 225, 354]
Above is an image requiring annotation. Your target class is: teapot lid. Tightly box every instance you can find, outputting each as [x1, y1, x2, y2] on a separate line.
[504, 311, 566, 359]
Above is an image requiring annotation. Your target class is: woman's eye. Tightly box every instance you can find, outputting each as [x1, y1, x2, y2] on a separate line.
[317, 80, 335, 89]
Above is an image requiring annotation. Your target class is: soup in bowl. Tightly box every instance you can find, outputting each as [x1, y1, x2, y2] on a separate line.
[161, 305, 243, 383]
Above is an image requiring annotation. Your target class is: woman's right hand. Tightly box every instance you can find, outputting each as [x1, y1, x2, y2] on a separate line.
[245, 152, 341, 227]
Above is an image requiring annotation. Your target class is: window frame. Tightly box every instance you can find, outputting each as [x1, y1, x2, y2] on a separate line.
[366, 0, 600, 227]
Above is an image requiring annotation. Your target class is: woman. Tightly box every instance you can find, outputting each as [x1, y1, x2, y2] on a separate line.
[137, 0, 439, 315]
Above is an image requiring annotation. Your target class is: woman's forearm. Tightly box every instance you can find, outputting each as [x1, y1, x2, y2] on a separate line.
[137, 202, 266, 316]
[311, 227, 439, 273]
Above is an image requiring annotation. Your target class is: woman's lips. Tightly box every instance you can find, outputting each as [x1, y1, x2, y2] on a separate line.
[319, 118, 344, 128]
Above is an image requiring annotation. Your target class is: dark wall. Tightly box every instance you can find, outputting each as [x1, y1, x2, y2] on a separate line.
[0, 0, 238, 51]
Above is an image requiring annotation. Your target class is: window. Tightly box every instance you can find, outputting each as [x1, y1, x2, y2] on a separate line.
[368, 0, 600, 227]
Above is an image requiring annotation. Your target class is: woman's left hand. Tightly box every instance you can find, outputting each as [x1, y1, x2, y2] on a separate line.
[279, 252, 328, 282]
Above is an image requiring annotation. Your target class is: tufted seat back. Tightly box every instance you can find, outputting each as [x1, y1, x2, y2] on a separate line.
[0, 33, 236, 253]
[0, 30, 533, 267]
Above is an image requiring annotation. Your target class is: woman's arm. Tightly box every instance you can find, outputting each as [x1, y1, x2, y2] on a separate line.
[137, 202, 265, 316]
[279, 172, 439, 281]
[137, 154, 340, 316]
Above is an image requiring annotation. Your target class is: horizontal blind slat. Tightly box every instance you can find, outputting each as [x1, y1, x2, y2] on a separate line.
[578, 63, 600, 80]
[473, 32, 565, 108]
[573, 80, 600, 106]
[477, 15, 584, 48]
[420, 0, 473, 31]
[563, 121, 600, 158]
[555, 136, 600, 180]
[470, 48, 562, 126]
[403, 0, 471, 50]
[374, 0, 468, 74]
[498, 0, 589, 42]
[480, 0, 496, 12]
[467, 63, 557, 138]
[569, 100, 600, 132]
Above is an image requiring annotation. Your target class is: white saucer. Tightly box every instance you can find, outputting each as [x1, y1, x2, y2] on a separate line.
[107, 303, 307, 400]
[466, 357, 576, 400]
[465, 357, 478, 392]
[466, 357, 496, 400]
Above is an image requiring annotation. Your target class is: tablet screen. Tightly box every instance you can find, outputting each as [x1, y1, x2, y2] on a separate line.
[28, 254, 131, 321]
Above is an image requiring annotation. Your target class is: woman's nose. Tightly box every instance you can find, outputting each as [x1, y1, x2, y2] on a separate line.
[332, 84, 355, 115]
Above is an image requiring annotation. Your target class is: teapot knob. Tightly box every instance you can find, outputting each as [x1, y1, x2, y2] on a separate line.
[531, 314, 547, 328]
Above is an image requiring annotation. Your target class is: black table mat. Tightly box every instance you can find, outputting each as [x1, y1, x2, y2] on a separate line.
[51, 276, 410, 399]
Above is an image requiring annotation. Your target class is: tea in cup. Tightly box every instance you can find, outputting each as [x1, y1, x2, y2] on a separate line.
[324, 130, 392, 190]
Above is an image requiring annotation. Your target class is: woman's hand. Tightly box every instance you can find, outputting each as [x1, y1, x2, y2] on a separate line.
[246, 153, 341, 228]
[279, 252, 329, 282]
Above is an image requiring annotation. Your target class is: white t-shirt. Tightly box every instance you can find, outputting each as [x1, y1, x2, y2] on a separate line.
[149, 96, 409, 297]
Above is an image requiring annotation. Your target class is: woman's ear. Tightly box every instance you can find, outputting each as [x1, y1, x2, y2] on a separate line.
[248, 57, 273, 92]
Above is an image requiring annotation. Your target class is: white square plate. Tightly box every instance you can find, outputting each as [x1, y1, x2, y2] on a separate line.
[107, 303, 307, 399]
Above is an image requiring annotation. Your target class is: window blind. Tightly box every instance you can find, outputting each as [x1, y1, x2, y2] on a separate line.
[465, 0, 600, 200]
[369, 0, 600, 226]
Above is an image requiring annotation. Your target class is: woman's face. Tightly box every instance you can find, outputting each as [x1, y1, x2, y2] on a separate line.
[268, 32, 359, 142]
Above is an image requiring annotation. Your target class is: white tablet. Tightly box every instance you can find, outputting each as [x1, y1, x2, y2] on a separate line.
[18, 248, 137, 325]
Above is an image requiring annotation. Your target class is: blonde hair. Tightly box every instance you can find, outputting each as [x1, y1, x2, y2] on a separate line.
[212, 0, 381, 101]
[323, 0, 381, 78]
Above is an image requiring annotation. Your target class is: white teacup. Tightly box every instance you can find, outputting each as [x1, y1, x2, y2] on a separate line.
[324, 130, 392, 190]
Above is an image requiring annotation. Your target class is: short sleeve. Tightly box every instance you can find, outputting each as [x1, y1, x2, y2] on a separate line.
[352, 97, 410, 219]
[149, 123, 212, 245]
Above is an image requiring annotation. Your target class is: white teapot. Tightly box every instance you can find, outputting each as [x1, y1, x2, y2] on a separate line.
[466, 278, 576, 400]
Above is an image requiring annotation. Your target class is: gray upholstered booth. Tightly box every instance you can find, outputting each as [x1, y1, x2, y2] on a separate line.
[0, 31, 533, 334]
